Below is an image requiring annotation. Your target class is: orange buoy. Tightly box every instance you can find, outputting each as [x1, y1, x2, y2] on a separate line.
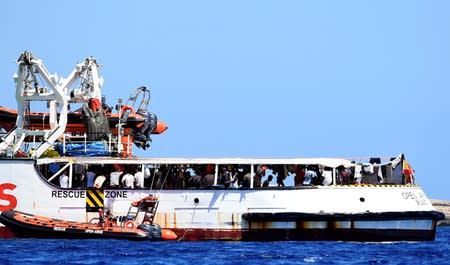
[161, 229, 178, 240]
[152, 120, 168, 134]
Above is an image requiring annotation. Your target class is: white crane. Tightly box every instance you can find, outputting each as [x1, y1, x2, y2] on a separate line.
[0, 51, 104, 158]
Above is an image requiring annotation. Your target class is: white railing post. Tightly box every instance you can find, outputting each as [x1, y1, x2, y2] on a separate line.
[250, 164, 254, 188]
[63, 133, 66, 155]
[108, 133, 112, 154]
[127, 135, 131, 156]
[68, 162, 73, 188]
[84, 133, 87, 156]
[332, 168, 336, 186]
[214, 164, 219, 186]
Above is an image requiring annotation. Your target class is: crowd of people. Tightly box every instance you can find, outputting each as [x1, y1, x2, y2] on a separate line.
[44, 164, 149, 189]
[42, 162, 398, 190]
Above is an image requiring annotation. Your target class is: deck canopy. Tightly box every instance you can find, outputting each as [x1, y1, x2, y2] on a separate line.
[37, 154, 404, 169]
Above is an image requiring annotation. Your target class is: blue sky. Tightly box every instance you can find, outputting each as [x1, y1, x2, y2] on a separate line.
[1, 1, 449, 200]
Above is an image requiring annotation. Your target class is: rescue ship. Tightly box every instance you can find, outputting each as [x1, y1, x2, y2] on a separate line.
[0, 51, 444, 241]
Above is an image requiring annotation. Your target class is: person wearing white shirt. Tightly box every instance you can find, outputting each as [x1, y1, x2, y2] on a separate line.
[94, 175, 106, 189]
[322, 169, 333, 186]
[121, 172, 135, 189]
[110, 165, 122, 187]
[134, 167, 145, 189]
[59, 171, 69, 188]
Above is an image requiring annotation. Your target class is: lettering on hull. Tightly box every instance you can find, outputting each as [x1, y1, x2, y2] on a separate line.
[104, 191, 128, 198]
[0, 183, 17, 211]
[402, 192, 428, 205]
[51, 190, 128, 199]
[85, 229, 103, 234]
[51, 191, 86, 199]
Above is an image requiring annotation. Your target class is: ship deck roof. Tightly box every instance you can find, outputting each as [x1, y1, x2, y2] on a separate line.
[36, 155, 401, 168]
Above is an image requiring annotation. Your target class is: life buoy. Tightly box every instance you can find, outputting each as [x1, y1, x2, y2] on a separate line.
[124, 220, 136, 229]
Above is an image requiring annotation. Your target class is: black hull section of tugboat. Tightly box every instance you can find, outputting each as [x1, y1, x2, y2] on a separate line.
[239, 210, 445, 241]
[240, 228, 439, 241]
[242, 210, 445, 222]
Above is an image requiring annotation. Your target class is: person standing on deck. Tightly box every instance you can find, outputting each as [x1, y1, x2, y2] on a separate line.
[86, 167, 96, 188]
[121, 169, 135, 189]
[253, 165, 267, 188]
[262, 175, 273, 187]
[293, 165, 305, 186]
[134, 166, 145, 189]
[59, 170, 69, 188]
[94, 174, 106, 189]
[110, 164, 123, 188]
[303, 166, 317, 186]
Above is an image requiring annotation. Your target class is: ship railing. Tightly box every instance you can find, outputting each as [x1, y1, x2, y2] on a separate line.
[60, 133, 113, 157]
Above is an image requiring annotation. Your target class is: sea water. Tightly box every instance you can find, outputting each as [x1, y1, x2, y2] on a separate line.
[1, 227, 449, 265]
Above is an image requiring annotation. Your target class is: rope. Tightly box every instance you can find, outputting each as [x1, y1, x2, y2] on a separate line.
[148, 165, 172, 194]
[148, 165, 192, 241]
[149, 166, 157, 191]
[158, 165, 171, 193]
[177, 203, 197, 242]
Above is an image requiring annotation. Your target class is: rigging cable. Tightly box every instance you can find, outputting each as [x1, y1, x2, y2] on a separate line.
[149, 165, 157, 192]
[158, 165, 171, 193]
[177, 202, 196, 242]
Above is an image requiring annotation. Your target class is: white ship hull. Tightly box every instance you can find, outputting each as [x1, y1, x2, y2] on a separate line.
[0, 159, 443, 241]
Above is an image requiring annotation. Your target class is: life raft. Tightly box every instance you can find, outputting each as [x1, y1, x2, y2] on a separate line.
[0, 209, 176, 241]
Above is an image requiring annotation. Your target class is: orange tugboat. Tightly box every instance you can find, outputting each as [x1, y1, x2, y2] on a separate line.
[0, 195, 177, 241]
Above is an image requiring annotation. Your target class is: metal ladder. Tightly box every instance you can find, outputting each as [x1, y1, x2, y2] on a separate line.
[125, 197, 159, 224]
